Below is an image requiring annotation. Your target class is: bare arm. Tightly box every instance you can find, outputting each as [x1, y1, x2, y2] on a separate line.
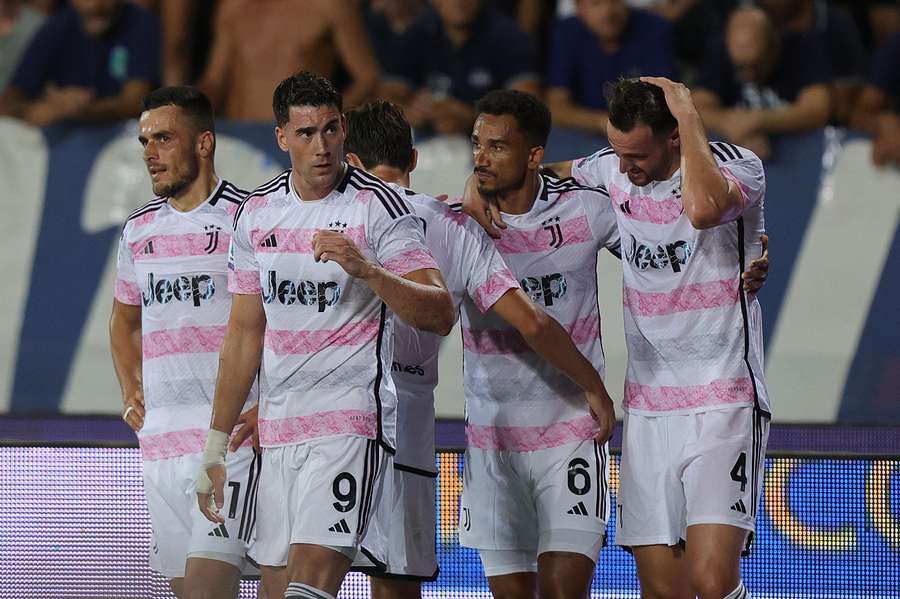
[849, 85, 891, 134]
[547, 88, 608, 134]
[312, 230, 455, 335]
[692, 88, 730, 134]
[197, 2, 236, 112]
[77, 80, 153, 123]
[209, 293, 266, 434]
[754, 84, 830, 133]
[160, 0, 195, 85]
[109, 299, 145, 431]
[644, 76, 746, 229]
[491, 288, 616, 442]
[330, 0, 380, 107]
[0, 86, 29, 119]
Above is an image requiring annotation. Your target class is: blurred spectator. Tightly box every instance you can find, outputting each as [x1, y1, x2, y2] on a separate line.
[0, 0, 44, 93]
[158, 0, 216, 86]
[0, 0, 160, 126]
[834, 0, 900, 50]
[198, 0, 379, 121]
[850, 32, 900, 166]
[382, 0, 539, 135]
[757, 0, 866, 124]
[546, 0, 675, 134]
[364, 0, 425, 75]
[692, 6, 830, 159]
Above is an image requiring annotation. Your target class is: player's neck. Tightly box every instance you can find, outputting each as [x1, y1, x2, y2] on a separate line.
[495, 170, 540, 215]
[291, 163, 345, 201]
[168, 168, 219, 212]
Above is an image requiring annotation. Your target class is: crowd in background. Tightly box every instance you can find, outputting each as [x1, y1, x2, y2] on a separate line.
[0, 0, 899, 165]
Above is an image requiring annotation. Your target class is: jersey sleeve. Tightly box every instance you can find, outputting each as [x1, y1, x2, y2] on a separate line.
[368, 191, 440, 277]
[581, 188, 621, 256]
[569, 149, 612, 189]
[227, 207, 262, 295]
[114, 225, 141, 306]
[717, 150, 766, 211]
[456, 216, 519, 314]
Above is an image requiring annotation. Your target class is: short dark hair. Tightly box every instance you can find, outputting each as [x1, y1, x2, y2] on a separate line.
[272, 71, 342, 128]
[344, 101, 414, 171]
[475, 89, 551, 147]
[143, 86, 215, 134]
[606, 78, 676, 136]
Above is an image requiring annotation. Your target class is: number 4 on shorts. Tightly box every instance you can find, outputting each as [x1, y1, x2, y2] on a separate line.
[730, 452, 748, 492]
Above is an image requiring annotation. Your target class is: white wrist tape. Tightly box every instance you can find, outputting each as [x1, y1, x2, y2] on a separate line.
[195, 429, 229, 499]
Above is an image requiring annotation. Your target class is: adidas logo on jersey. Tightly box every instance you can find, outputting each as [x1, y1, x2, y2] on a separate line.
[567, 501, 589, 516]
[207, 523, 229, 538]
[142, 240, 154, 255]
[730, 500, 747, 514]
[328, 519, 351, 533]
[260, 233, 278, 248]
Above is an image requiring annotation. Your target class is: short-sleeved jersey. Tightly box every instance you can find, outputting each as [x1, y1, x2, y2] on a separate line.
[571, 142, 770, 416]
[114, 179, 253, 460]
[456, 174, 621, 452]
[228, 166, 439, 452]
[391, 192, 519, 473]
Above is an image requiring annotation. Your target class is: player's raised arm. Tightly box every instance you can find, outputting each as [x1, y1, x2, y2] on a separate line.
[641, 76, 747, 229]
[492, 289, 616, 442]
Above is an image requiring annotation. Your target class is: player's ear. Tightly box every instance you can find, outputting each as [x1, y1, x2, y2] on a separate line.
[409, 149, 418, 174]
[345, 152, 364, 169]
[670, 126, 680, 150]
[527, 145, 545, 170]
[197, 131, 214, 158]
[275, 126, 289, 152]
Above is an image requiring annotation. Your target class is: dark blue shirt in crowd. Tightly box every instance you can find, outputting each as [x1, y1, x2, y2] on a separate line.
[815, 2, 867, 80]
[870, 32, 900, 112]
[697, 31, 831, 109]
[387, 6, 537, 105]
[11, 3, 160, 99]
[546, 9, 675, 111]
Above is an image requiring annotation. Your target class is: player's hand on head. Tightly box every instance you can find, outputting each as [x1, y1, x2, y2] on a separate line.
[312, 230, 376, 279]
[196, 430, 229, 524]
[585, 390, 616, 444]
[639, 76, 697, 121]
[742, 234, 769, 295]
[461, 173, 506, 239]
[231, 404, 260, 452]
[121, 389, 145, 432]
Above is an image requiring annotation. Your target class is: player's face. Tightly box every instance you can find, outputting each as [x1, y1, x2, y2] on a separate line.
[576, 0, 628, 42]
[471, 113, 534, 197]
[276, 104, 345, 194]
[606, 122, 677, 187]
[139, 105, 201, 199]
[433, 0, 482, 28]
[72, 0, 120, 36]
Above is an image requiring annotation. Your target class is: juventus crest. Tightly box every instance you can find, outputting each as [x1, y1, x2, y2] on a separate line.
[204, 225, 221, 254]
[542, 216, 563, 249]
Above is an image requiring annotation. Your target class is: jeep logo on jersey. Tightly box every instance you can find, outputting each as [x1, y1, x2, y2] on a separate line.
[626, 235, 692, 273]
[520, 274, 567, 306]
[141, 273, 215, 307]
[262, 270, 341, 312]
[542, 216, 563, 248]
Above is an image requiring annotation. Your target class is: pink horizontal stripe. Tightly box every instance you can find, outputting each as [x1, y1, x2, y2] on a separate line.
[139, 427, 253, 461]
[251, 225, 367, 254]
[624, 278, 738, 317]
[721, 166, 752, 206]
[382, 248, 439, 276]
[130, 233, 230, 260]
[143, 325, 227, 359]
[463, 313, 600, 355]
[130, 209, 160, 228]
[609, 182, 683, 225]
[259, 410, 377, 446]
[624, 377, 755, 412]
[115, 279, 141, 305]
[242, 195, 268, 214]
[466, 414, 598, 451]
[265, 319, 380, 355]
[495, 215, 593, 254]
[228, 269, 262, 294]
[473, 268, 519, 313]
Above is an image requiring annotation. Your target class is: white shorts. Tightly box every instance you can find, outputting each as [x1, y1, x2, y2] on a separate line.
[459, 438, 609, 565]
[143, 445, 261, 579]
[616, 406, 770, 550]
[249, 436, 388, 568]
[355, 463, 439, 580]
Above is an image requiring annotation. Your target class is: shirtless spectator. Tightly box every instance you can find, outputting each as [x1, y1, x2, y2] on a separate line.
[199, 0, 379, 121]
[851, 32, 900, 167]
[382, 0, 539, 135]
[692, 5, 830, 159]
[0, 0, 159, 126]
[547, 0, 675, 134]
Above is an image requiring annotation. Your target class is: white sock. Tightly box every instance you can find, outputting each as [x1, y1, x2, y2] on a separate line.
[284, 582, 336, 599]
[723, 581, 750, 599]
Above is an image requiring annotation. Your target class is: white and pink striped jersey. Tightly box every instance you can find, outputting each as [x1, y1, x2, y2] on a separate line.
[114, 179, 255, 461]
[571, 141, 770, 416]
[391, 191, 519, 473]
[456, 174, 621, 453]
[227, 166, 439, 452]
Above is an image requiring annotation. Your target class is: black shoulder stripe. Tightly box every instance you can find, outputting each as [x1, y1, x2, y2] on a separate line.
[725, 142, 743, 159]
[596, 147, 615, 157]
[357, 169, 411, 216]
[448, 202, 463, 213]
[709, 143, 728, 162]
[713, 141, 736, 161]
[349, 171, 411, 220]
[545, 175, 609, 197]
[126, 197, 166, 221]
[348, 174, 396, 219]
[233, 171, 289, 225]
